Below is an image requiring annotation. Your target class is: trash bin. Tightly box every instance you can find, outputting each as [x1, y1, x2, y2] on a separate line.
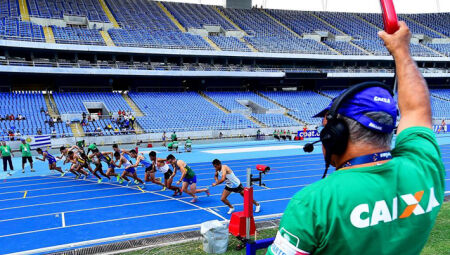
[201, 220, 229, 254]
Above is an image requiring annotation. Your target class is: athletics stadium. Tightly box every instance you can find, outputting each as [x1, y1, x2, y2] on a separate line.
[0, 0, 448, 254]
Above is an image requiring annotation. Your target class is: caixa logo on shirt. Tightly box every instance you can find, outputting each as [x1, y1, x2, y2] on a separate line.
[350, 187, 440, 228]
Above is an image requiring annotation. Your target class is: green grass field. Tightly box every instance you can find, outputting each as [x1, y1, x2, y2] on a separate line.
[122, 202, 450, 255]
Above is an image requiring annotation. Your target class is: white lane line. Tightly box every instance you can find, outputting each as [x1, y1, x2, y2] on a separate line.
[61, 212, 65, 228]
[0, 186, 121, 203]
[0, 182, 305, 223]
[203, 145, 303, 154]
[0, 182, 96, 195]
[0, 179, 84, 190]
[0, 197, 289, 240]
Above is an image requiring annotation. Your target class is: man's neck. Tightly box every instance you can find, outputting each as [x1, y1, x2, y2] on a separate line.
[335, 144, 391, 169]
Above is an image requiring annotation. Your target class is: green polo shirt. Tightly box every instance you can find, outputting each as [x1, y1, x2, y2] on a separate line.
[20, 143, 32, 157]
[0, 145, 12, 157]
[267, 127, 445, 255]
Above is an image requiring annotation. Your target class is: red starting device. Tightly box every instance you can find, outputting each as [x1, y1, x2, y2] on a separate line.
[229, 165, 270, 251]
[380, 0, 399, 34]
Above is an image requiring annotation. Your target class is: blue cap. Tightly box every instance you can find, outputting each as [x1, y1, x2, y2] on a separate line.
[314, 87, 397, 133]
[20, 138, 26, 141]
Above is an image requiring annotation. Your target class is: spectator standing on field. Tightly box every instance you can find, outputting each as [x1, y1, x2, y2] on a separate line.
[19, 138, 34, 173]
[0, 141, 14, 175]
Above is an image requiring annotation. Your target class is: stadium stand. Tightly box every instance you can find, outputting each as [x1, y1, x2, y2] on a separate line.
[261, 91, 331, 125]
[204, 91, 280, 111]
[27, 0, 109, 22]
[323, 40, 368, 55]
[163, 2, 235, 30]
[128, 92, 257, 132]
[251, 113, 299, 127]
[208, 35, 250, 52]
[219, 7, 335, 54]
[51, 26, 105, 45]
[0, 17, 45, 42]
[0, 92, 72, 139]
[403, 13, 450, 37]
[52, 92, 132, 114]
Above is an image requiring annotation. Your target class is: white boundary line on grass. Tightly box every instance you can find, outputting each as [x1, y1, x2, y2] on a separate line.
[5, 211, 283, 255]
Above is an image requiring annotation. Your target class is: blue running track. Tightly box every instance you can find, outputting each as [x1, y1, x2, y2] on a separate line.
[0, 141, 448, 254]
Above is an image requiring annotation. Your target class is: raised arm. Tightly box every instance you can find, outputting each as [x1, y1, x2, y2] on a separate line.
[378, 21, 432, 134]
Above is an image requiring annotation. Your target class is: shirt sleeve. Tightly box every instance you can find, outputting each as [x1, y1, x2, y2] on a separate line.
[267, 197, 318, 255]
[393, 126, 445, 189]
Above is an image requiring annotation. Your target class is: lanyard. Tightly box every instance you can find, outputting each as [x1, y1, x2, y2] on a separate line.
[338, 151, 392, 170]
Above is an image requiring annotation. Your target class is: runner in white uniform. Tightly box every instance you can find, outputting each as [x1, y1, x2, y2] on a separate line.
[148, 151, 181, 196]
[211, 159, 261, 214]
[113, 151, 144, 187]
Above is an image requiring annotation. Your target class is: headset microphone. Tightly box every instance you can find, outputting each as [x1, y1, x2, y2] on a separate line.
[303, 140, 320, 153]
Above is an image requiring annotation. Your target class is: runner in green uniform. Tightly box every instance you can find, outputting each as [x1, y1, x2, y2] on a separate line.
[19, 138, 34, 173]
[86, 143, 98, 156]
[166, 154, 209, 203]
[0, 141, 14, 175]
[267, 22, 445, 255]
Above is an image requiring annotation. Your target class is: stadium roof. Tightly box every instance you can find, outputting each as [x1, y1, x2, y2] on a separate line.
[159, 0, 450, 13]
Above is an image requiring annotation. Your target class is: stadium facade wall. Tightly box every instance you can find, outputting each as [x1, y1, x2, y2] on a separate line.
[1, 40, 448, 62]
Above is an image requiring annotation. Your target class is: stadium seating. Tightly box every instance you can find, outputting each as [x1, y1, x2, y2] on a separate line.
[204, 91, 280, 111]
[0, 17, 45, 42]
[51, 26, 105, 45]
[27, 0, 109, 22]
[266, 9, 343, 36]
[52, 92, 132, 114]
[108, 29, 211, 49]
[405, 13, 450, 37]
[163, 2, 235, 30]
[128, 92, 257, 132]
[323, 40, 368, 55]
[260, 91, 331, 125]
[82, 118, 127, 136]
[209, 36, 250, 52]
[426, 44, 450, 57]
[252, 113, 299, 127]
[0, 92, 72, 139]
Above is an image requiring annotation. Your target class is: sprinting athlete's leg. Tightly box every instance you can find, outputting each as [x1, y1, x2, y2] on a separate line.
[220, 189, 234, 214]
[164, 170, 181, 196]
[239, 189, 261, 213]
[49, 162, 64, 175]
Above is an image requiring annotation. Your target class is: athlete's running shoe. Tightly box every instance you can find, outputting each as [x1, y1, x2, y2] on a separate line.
[97, 179, 103, 184]
[156, 177, 162, 183]
[190, 196, 198, 203]
[227, 207, 235, 215]
[30, 169, 36, 172]
[82, 175, 87, 180]
[255, 204, 261, 213]
[60, 172, 66, 177]
[119, 178, 124, 184]
[75, 175, 80, 180]
[205, 186, 210, 197]
[161, 186, 167, 191]
[22, 169, 25, 173]
[127, 181, 132, 186]
[134, 180, 139, 184]
[7, 172, 12, 176]
[116, 175, 121, 182]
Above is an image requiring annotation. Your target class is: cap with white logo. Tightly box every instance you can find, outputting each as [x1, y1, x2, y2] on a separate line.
[314, 86, 398, 133]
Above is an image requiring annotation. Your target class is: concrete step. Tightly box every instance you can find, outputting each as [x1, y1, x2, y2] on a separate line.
[70, 123, 85, 137]
[44, 93, 60, 117]
[18, 0, 30, 21]
[100, 30, 115, 46]
[255, 91, 307, 125]
[43, 27, 56, 43]
[203, 36, 221, 51]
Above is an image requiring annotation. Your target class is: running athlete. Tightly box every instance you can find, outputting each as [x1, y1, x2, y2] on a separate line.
[86, 143, 98, 155]
[166, 154, 209, 203]
[114, 151, 144, 187]
[212, 159, 261, 214]
[36, 148, 65, 176]
[89, 149, 122, 183]
[147, 151, 181, 196]
[126, 150, 165, 189]
[77, 150, 109, 183]
[65, 151, 89, 179]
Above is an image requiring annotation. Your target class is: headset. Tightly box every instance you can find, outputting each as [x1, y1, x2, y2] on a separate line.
[304, 81, 394, 178]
